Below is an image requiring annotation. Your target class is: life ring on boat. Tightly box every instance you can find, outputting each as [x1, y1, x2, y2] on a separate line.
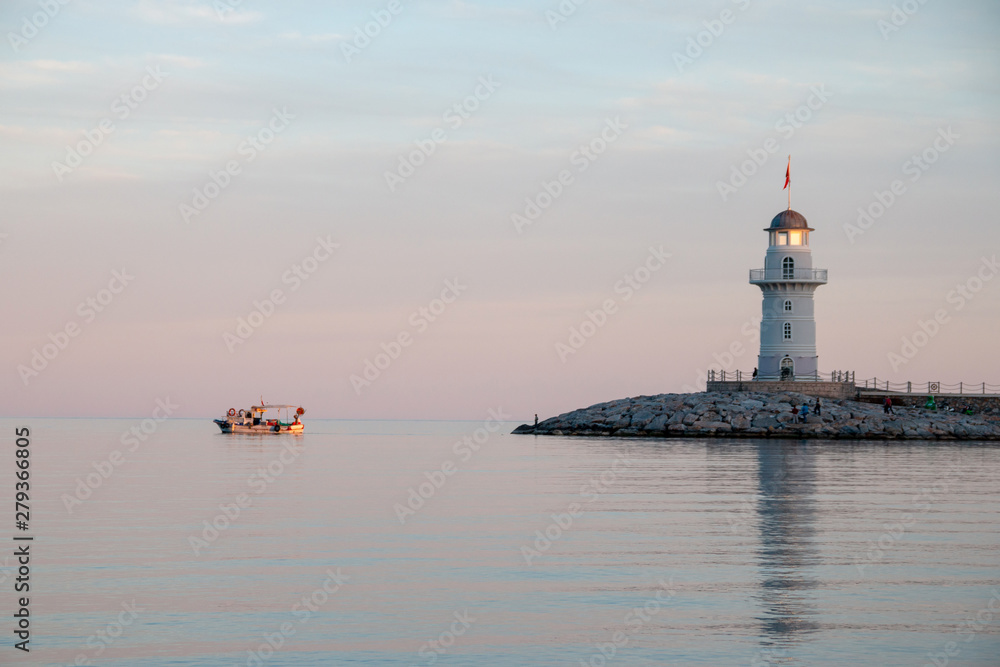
[296, 407, 305, 416]
[238, 409, 246, 417]
[272, 424, 281, 432]
[228, 408, 236, 417]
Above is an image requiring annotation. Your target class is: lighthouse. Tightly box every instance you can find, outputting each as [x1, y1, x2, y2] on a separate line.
[749, 209, 828, 380]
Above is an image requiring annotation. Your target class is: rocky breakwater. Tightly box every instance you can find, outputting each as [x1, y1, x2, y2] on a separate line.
[513, 391, 1000, 440]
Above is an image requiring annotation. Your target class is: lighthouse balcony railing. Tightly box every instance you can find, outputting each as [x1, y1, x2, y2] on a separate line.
[749, 268, 828, 283]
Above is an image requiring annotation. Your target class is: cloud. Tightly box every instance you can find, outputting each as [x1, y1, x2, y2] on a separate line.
[437, 0, 534, 21]
[629, 125, 695, 145]
[0, 60, 96, 87]
[130, 0, 263, 25]
[30, 60, 97, 72]
[0, 124, 77, 144]
[150, 53, 207, 69]
[277, 31, 345, 44]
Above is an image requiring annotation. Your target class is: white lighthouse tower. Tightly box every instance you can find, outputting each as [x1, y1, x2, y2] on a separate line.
[749, 209, 827, 380]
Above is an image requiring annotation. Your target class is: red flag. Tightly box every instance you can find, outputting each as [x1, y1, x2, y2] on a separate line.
[783, 159, 790, 190]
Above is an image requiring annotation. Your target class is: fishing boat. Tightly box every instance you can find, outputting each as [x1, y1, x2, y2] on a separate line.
[214, 404, 305, 433]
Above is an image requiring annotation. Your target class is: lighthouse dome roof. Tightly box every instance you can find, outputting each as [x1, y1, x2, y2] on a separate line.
[766, 209, 813, 231]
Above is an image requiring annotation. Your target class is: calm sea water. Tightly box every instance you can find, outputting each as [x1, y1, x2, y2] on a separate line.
[3, 417, 1000, 666]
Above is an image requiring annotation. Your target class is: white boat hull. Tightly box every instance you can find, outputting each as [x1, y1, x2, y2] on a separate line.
[214, 419, 304, 434]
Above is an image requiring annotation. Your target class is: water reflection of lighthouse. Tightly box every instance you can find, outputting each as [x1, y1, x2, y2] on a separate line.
[753, 442, 820, 649]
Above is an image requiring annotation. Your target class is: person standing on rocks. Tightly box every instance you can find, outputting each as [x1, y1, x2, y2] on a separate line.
[800, 403, 809, 423]
[815, 398, 822, 417]
[883, 396, 894, 414]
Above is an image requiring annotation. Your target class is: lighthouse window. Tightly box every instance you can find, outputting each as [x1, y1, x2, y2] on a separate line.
[782, 257, 795, 279]
[784, 300, 793, 312]
[783, 322, 792, 339]
[777, 231, 788, 245]
[789, 231, 802, 245]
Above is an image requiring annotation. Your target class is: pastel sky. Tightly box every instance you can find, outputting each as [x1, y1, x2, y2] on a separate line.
[2, 0, 998, 419]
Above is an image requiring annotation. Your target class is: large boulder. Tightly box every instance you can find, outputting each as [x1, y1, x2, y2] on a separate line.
[612, 414, 632, 429]
[644, 414, 670, 431]
[668, 411, 687, 425]
[699, 421, 732, 432]
[630, 410, 658, 428]
[752, 415, 781, 429]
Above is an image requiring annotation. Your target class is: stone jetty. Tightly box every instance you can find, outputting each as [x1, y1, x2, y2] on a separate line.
[513, 391, 1000, 440]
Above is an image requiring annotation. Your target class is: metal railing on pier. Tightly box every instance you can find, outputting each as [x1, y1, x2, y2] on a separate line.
[859, 379, 1000, 395]
[704, 372, 998, 395]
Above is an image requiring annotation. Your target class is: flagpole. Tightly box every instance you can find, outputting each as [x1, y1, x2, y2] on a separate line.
[787, 155, 791, 211]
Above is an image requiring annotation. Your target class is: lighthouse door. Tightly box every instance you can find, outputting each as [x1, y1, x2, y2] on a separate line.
[780, 357, 794, 380]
